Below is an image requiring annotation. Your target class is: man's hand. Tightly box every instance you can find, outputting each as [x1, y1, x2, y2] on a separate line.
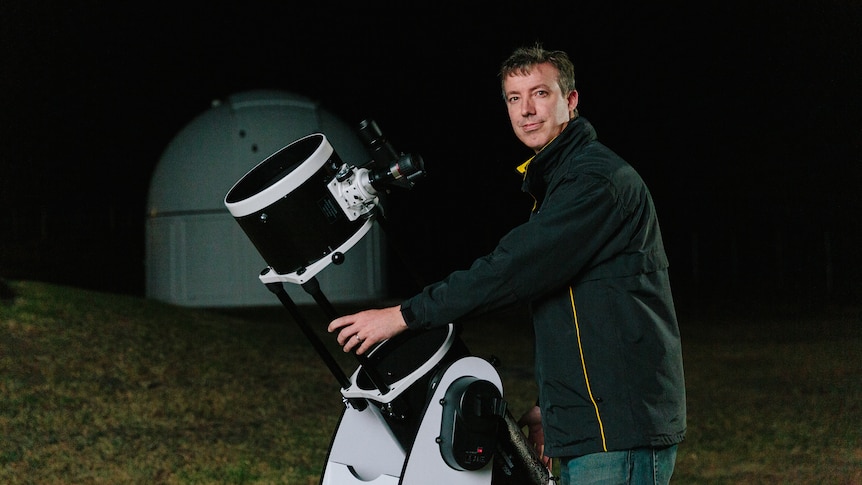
[328, 305, 408, 355]
[518, 405, 551, 468]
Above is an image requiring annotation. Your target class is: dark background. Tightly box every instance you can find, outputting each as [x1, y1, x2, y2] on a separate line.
[1, 2, 860, 304]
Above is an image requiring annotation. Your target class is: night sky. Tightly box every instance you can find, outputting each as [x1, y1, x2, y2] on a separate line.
[2, 2, 860, 301]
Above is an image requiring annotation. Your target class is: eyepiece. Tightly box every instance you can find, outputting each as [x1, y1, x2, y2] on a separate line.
[368, 153, 425, 189]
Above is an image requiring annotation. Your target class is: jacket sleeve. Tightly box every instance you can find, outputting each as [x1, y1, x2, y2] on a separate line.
[401, 171, 633, 329]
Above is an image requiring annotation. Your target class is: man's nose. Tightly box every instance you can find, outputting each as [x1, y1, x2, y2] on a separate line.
[520, 98, 535, 116]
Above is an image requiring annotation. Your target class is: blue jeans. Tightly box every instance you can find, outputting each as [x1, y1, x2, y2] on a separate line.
[559, 445, 678, 485]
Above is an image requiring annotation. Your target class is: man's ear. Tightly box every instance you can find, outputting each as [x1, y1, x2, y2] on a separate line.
[568, 90, 579, 116]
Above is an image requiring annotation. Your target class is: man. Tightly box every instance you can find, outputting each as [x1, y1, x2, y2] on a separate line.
[329, 43, 686, 484]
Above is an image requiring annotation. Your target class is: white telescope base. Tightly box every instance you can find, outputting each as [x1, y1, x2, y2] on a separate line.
[321, 356, 502, 485]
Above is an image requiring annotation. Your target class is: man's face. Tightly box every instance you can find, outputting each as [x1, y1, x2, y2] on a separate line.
[503, 62, 578, 152]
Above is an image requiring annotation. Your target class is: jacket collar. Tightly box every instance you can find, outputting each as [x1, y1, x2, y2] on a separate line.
[514, 116, 593, 177]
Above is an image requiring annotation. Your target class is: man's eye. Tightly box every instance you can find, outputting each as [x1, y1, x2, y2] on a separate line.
[508, 96, 519, 103]
[535, 90, 548, 97]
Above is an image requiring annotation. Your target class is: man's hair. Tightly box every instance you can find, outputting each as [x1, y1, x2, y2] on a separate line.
[499, 43, 576, 98]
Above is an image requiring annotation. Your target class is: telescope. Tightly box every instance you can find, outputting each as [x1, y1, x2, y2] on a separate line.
[224, 120, 551, 485]
[223, 120, 423, 286]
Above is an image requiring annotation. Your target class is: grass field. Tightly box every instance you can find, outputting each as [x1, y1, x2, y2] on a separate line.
[1, 280, 860, 484]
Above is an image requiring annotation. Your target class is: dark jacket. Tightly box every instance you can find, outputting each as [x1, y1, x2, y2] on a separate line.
[400, 117, 686, 457]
